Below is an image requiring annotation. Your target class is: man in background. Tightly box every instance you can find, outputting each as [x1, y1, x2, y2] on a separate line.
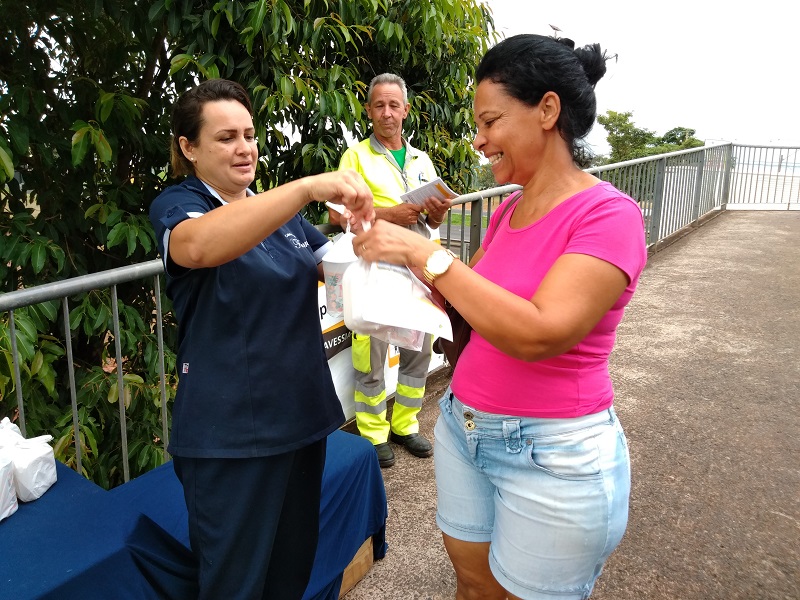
[338, 73, 451, 468]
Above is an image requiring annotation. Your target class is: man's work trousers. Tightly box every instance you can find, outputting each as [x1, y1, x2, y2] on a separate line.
[352, 332, 433, 445]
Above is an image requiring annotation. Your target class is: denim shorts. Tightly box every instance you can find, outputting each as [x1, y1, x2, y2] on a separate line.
[434, 389, 631, 600]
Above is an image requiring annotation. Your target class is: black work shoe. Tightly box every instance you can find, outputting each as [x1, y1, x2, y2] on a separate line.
[389, 432, 433, 458]
[375, 442, 395, 468]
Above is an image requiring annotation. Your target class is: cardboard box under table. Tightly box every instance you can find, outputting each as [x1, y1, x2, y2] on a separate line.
[0, 429, 387, 599]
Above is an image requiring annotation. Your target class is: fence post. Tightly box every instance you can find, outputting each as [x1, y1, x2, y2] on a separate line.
[691, 148, 706, 222]
[649, 158, 667, 245]
[154, 274, 170, 459]
[62, 297, 82, 474]
[111, 287, 131, 483]
[468, 198, 483, 261]
[721, 144, 734, 207]
[8, 311, 26, 437]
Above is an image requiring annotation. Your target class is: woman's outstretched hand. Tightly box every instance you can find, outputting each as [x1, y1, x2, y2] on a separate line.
[352, 219, 438, 269]
[307, 170, 375, 228]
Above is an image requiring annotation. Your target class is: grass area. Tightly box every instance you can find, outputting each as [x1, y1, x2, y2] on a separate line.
[446, 209, 490, 228]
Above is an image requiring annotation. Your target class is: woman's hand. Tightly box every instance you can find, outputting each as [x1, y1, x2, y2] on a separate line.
[306, 170, 375, 228]
[352, 220, 439, 268]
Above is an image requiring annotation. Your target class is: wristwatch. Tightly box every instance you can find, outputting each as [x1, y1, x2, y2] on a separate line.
[423, 248, 458, 284]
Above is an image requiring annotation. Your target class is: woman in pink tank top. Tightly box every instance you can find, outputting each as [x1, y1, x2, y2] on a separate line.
[354, 33, 647, 600]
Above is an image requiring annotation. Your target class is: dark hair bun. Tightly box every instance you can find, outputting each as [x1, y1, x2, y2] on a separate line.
[573, 43, 608, 87]
[556, 37, 575, 50]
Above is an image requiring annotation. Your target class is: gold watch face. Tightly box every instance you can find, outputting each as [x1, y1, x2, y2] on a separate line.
[426, 249, 454, 278]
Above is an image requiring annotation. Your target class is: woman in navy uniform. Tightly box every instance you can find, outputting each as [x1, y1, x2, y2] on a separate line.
[149, 78, 374, 599]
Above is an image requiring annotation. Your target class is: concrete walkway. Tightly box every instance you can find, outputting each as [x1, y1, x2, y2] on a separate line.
[343, 210, 800, 600]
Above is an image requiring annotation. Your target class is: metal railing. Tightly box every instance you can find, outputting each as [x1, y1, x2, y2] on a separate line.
[1, 143, 797, 483]
[0, 261, 167, 482]
[441, 144, 798, 259]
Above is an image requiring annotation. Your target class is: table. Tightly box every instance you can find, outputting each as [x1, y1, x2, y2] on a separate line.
[0, 430, 386, 599]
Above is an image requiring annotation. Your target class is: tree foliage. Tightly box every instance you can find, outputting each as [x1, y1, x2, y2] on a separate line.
[596, 110, 704, 163]
[473, 163, 497, 191]
[0, 0, 494, 487]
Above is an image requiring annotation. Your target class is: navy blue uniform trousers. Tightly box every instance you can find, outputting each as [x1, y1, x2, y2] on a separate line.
[173, 438, 327, 600]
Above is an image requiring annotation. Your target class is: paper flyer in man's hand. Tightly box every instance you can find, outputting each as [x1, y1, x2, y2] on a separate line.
[400, 177, 458, 206]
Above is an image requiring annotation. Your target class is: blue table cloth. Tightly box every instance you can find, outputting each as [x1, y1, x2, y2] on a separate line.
[0, 430, 386, 600]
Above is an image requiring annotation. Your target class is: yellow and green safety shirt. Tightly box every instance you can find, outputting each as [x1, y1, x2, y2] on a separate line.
[338, 134, 439, 238]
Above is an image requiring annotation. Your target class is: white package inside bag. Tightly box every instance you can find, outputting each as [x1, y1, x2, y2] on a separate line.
[0, 427, 57, 503]
[0, 453, 18, 522]
[321, 224, 358, 319]
[343, 258, 453, 351]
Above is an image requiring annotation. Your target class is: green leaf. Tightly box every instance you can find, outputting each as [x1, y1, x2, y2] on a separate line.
[137, 445, 151, 470]
[37, 362, 56, 395]
[68, 306, 84, 331]
[279, 0, 293, 34]
[147, 0, 166, 22]
[330, 64, 342, 84]
[37, 300, 58, 322]
[107, 222, 126, 248]
[0, 146, 13, 180]
[334, 93, 344, 118]
[7, 121, 29, 156]
[92, 305, 109, 330]
[280, 75, 293, 99]
[94, 130, 113, 163]
[169, 54, 193, 75]
[84, 203, 103, 219]
[126, 226, 137, 257]
[71, 127, 90, 166]
[31, 242, 46, 274]
[98, 92, 115, 123]
[14, 313, 37, 343]
[31, 350, 44, 375]
[137, 229, 153, 254]
[85, 428, 98, 458]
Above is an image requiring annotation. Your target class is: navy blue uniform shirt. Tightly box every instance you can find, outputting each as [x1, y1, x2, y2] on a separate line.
[149, 176, 344, 458]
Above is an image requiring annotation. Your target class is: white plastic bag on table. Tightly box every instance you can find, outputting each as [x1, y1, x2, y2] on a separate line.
[0, 452, 18, 522]
[10, 435, 57, 502]
[321, 223, 358, 319]
[0, 418, 25, 450]
[0, 421, 57, 502]
[0, 416, 21, 437]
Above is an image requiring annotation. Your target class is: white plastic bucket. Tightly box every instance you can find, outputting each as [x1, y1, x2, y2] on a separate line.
[322, 231, 357, 319]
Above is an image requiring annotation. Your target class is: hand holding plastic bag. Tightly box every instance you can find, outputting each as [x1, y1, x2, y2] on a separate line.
[342, 236, 453, 350]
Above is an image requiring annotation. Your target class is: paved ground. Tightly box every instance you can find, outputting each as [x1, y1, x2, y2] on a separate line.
[343, 210, 800, 600]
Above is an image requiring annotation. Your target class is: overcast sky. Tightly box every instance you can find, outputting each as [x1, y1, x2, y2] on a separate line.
[484, 0, 800, 154]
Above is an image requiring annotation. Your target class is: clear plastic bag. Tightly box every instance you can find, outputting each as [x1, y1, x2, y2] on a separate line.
[343, 258, 452, 351]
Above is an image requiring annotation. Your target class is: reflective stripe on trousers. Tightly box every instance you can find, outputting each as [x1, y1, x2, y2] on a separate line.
[352, 332, 432, 444]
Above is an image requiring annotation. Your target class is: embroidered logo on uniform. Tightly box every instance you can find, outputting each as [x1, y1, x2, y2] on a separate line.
[182, 363, 189, 374]
[285, 233, 309, 249]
